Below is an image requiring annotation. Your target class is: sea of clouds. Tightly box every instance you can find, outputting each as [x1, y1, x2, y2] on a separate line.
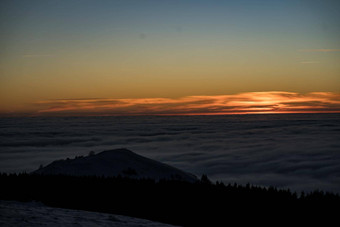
[1, 114, 340, 193]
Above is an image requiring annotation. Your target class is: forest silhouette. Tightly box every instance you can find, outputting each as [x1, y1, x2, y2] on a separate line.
[1, 173, 339, 226]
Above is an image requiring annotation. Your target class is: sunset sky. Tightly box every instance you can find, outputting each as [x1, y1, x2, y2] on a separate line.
[1, 0, 339, 116]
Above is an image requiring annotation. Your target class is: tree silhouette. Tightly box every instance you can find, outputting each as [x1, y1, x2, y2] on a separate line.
[200, 174, 212, 184]
[0, 173, 339, 226]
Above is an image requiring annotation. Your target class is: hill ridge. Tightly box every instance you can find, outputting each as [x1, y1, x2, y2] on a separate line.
[33, 148, 197, 182]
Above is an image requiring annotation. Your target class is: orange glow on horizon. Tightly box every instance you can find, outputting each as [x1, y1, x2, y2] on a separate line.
[19, 91, 340, 117]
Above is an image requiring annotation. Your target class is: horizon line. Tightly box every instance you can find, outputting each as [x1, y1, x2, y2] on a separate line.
[1, 111, 340, 118]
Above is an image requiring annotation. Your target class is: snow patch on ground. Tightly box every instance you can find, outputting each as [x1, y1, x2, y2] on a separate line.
[0, 200, 177, 227]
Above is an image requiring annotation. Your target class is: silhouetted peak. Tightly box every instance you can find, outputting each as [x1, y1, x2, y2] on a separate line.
[33, 148, 197, 182]
[97, 148, 136, 157]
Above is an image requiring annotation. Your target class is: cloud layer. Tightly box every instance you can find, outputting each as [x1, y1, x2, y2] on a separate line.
[35, 92, 340, 116]
[1, 114, 340, 193]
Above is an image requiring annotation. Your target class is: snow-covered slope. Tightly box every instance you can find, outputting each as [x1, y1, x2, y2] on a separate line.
[0, 200, 178, 227]
[33, 148, 197, 182]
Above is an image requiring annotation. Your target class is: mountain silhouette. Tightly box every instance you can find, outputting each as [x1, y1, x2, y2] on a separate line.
[33, 148, 197, 182]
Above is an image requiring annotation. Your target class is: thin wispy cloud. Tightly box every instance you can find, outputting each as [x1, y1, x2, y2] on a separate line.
[22, 54, 54, 58]
[299, 49, 340, 52]
[34, 92, 340, 116]
[300, 61, 319, 64]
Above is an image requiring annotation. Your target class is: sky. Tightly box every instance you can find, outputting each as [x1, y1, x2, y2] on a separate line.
[1, 0, 339, 116]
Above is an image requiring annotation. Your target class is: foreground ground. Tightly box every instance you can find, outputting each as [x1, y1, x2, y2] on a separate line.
[0, 200, 177, 227]
[2, 174, 340, 226]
